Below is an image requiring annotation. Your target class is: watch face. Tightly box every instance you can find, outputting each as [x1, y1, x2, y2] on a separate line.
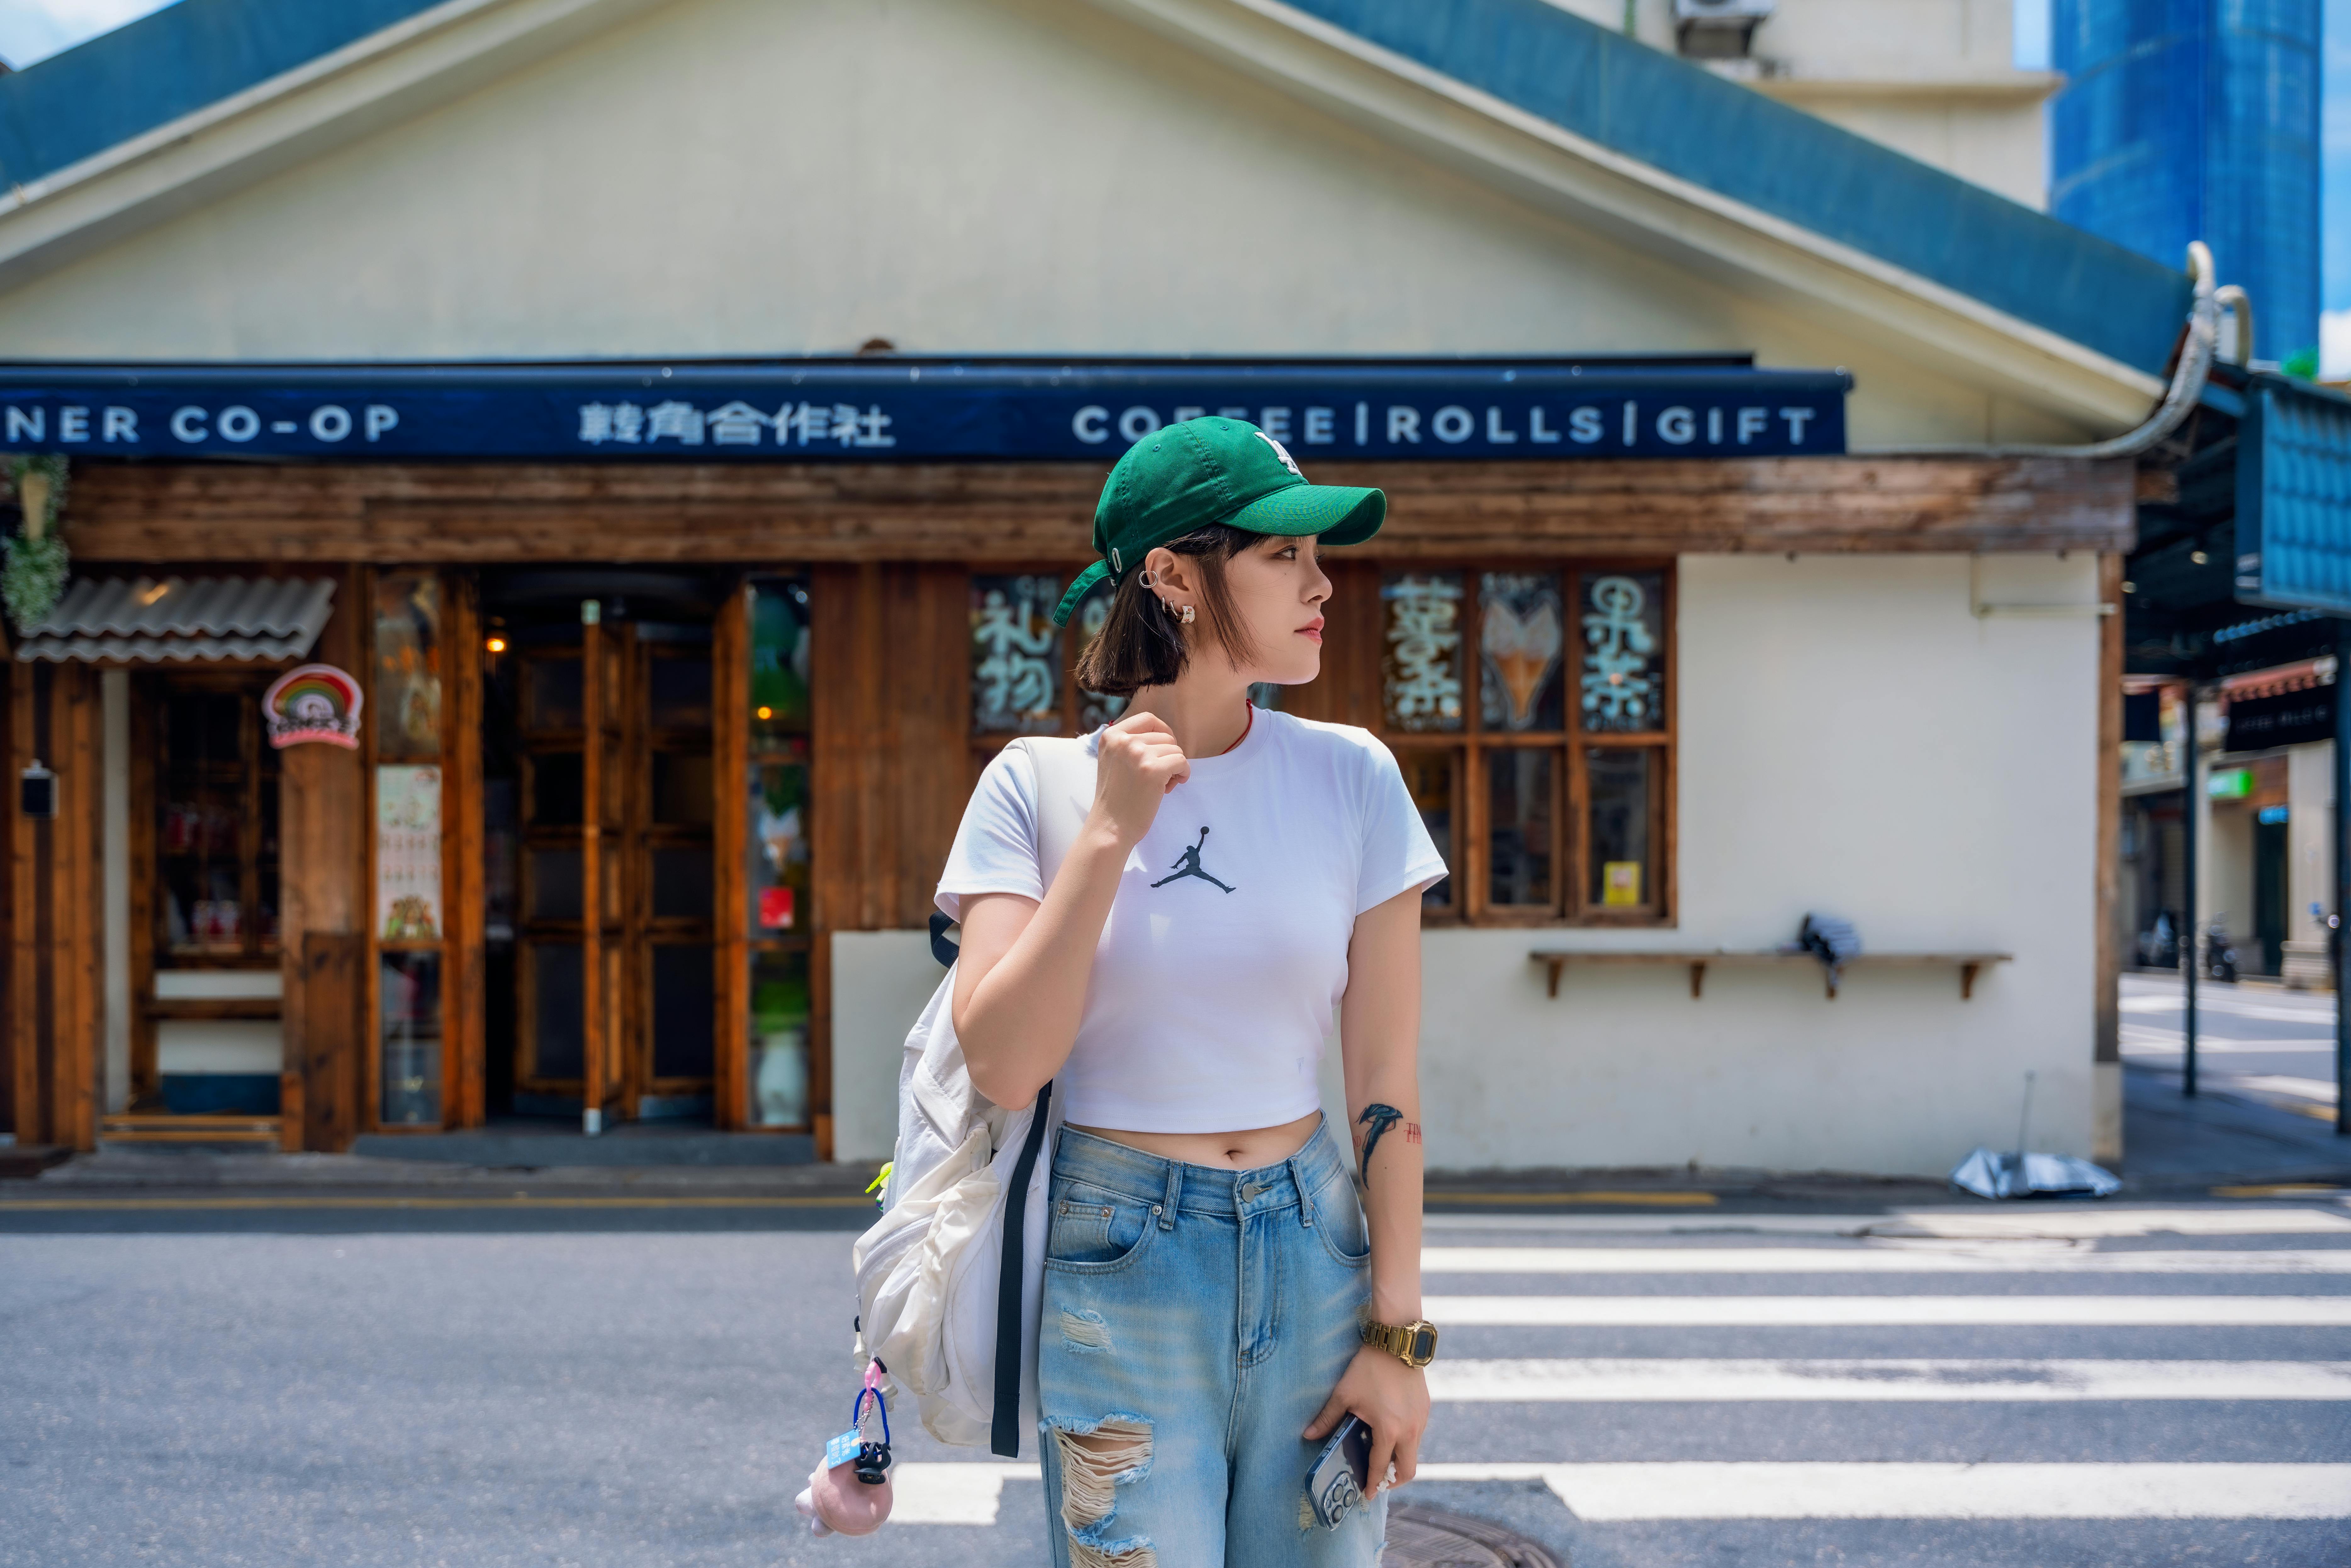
[1410, 1326, 1438, 1363]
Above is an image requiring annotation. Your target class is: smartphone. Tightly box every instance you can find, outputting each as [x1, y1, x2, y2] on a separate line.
[1304, 1414, 1374, 1529]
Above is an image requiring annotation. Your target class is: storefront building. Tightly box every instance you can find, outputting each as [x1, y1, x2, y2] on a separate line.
[0, 0, 2192, 1173]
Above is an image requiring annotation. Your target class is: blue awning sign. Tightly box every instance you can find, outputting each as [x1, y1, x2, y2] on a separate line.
[2232, 375, 2351, 613]
[0, 360, 1850, 463]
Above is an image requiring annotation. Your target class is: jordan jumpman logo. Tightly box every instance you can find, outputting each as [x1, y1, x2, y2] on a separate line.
[1150, 827, 1236, 893]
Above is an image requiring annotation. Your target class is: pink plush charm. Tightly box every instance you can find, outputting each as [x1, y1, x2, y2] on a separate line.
[794, 1361, 895, 1537]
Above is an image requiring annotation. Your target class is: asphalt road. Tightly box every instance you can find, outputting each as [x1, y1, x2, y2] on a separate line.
[2122, 972, 2344, 1124]
[5, 1199, 2350, 1566]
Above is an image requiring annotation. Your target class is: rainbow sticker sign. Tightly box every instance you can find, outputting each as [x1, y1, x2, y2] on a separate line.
[262, 664, 363, 750]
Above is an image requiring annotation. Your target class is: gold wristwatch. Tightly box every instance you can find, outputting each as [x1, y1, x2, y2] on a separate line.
[1360, 1316, 1439, 1368]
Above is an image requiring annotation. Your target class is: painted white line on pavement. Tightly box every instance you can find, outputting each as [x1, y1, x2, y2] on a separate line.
[1439, 1462, 2351, 1520]
[1428, 1358, 2351, 1402]
[1425, 1295, 2351, 1326]
[884, 1460, 2351, 1524]
[889, 1463, 1036, 1524]
[1881, 1208, 2351, 1237]
[1423, 1246, 2351, 1274]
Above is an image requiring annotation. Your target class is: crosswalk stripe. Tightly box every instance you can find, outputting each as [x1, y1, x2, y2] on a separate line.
[1423, 1246, 2351, 1274]
[1420, 1462, 2351, 1520]
[1424, 1295, 2351, 1326]
[882, 1461, 2351, 1525]
[1428, 1358, 2351, 1401]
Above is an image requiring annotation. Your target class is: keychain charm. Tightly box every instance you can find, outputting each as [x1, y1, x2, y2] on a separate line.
[795, 1359, 896, 1537]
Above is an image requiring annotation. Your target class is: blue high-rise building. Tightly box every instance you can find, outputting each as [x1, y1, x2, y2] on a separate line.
[2050, 1, 2323, 364]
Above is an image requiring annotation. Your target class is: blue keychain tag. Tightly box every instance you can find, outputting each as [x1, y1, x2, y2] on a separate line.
[825, 1428, 864, 1469]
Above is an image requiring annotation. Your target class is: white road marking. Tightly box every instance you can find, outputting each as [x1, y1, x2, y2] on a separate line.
[1424, 1246, 2351, 1274]
[889, 1463, 1037, 1524]
[2122, 1035, 2337, 1053]
[1414, 1462, 2351, 1520]
[2120, 992, 2336, 1023]
[1428, 1358, 2351, 1402]
[1424, 1294, 2351, 1326]
[1880, 1208, 2351, 1237]
[889, 1461, 2351, 1524]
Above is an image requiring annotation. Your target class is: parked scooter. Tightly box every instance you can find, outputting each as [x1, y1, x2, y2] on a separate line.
[2204, 914, 2241, 984]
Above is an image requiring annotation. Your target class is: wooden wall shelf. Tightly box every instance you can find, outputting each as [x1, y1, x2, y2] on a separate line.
[1529, 949, 2012, 1001]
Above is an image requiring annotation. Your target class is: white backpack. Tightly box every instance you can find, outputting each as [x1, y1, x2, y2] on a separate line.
[851, 735, 1094, 1456]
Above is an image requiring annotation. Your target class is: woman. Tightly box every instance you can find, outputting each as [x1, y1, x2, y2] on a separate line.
[937, 416, 1448, 1568]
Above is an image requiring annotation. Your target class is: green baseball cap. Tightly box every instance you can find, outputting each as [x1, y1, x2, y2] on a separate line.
[1050, 416, 1385, 627]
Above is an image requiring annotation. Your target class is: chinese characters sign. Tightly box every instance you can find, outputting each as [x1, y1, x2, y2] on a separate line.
[0, 361, 1849, 462]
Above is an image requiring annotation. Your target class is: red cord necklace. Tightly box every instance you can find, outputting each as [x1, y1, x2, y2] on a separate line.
[1218, 699, 1255, 757]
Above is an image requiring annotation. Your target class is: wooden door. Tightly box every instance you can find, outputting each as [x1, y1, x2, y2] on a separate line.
[512, 611, 625, 1128]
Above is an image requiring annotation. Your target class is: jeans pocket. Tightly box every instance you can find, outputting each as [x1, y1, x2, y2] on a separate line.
[1310, 1170, 1372, 1268]
[1044, 1184, 1160, 1272]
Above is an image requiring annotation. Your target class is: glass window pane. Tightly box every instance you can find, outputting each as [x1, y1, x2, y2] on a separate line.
[749, 948, 813, 1127]
[1398, 750, 1455, 909]
[971, 574, 1064, 734]
[1486, 749, 1555, 907]
[1588, 748, 1656, 908]
[1579, 571, 1665, 733]
[652, 751, 714, 825]
[1069, 574, 1131, 731]
[528, 658, 583, 730]
[380, 952, 442, 1125]
[530, 751, 583, 824]
[652, 848, 713, 920]
[750, 578, 813, 743]
[374, 575, 443, 761]
[529, 849, 582, 921]
[1480, 572, 1565, 731]
[1381, 573, 1465, 732]
[649, 656, 712, 729]
[750, 746, 811, 933]
[531, 943, 584, 1080]
[651, 944, 716, 1079]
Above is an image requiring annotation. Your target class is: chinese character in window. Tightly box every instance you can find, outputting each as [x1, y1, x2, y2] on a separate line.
[1382, 574, 1464, 730]
[646, 401, 705, 445]
[706, 401, 772, 446]
[577, 404, 614, 444]
[971, 576, 1062, 733]
[1580, 574, 1659, 730]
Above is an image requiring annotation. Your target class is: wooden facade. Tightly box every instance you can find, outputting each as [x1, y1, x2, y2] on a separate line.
[0, 455, 2135, 1155]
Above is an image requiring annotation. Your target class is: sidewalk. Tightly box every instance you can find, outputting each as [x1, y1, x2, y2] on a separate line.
[3, 1067, 2345, 1206]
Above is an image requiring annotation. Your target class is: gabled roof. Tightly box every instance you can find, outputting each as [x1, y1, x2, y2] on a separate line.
[0, 0, 2193, 386]
[0, 0, 446, 187]
[1280, 0, 2189, 376]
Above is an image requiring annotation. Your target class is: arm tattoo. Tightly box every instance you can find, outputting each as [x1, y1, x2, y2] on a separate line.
[1355, 1102, 1403, 1185]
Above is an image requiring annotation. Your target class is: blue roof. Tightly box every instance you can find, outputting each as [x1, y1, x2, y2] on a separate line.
[1, 0, 2193, 378]
[0, 0, 445, 186]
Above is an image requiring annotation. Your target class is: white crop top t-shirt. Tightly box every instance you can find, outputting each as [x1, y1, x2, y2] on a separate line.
[936, 708, 1448, 1134]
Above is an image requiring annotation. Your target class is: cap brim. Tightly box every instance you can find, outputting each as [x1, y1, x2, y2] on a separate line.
[1225, 483, 1385, 546]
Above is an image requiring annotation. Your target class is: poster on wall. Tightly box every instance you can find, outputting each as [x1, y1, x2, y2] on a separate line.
[377, 764, 442, 942]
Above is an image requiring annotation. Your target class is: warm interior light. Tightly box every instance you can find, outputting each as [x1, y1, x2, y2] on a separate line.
[485, 636, 508, 654]
[756, 705, 773, 720]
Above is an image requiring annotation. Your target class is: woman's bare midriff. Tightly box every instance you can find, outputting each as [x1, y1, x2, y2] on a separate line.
[1067, 1109, 1322, 1171]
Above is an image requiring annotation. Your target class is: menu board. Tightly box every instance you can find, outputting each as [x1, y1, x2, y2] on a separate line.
[377, 764, 443, 942]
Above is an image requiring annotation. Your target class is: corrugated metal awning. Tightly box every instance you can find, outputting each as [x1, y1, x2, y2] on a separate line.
[13, 576, 335, 662]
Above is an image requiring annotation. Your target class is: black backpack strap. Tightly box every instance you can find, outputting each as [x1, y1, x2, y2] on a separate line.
[989, 1078, 1052, 1458]
[928, 910, 960, 968]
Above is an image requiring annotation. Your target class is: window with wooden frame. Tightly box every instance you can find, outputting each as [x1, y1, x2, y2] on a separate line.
[966, 569, 1127, 777]
[743, 575, 815, 1130]
[1367, 564, 1673, 926]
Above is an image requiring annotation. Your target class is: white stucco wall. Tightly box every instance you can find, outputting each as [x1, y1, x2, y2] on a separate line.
[0, 0, 2094, 446]
[831, 552, 2101, 1178]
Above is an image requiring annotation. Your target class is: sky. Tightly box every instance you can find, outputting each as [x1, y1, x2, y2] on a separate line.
[0, 0, 2344, 371]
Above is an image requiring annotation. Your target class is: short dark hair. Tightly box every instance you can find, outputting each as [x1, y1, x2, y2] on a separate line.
[1073, 524, 1266, 697]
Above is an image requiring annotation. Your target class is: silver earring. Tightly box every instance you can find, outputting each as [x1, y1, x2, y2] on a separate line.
[1179, 605, 1196, 625]
[1137, 568, 1159, 588]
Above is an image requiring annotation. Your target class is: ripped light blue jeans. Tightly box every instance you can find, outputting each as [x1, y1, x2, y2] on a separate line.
[1036, 1116, 1385, 1568]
